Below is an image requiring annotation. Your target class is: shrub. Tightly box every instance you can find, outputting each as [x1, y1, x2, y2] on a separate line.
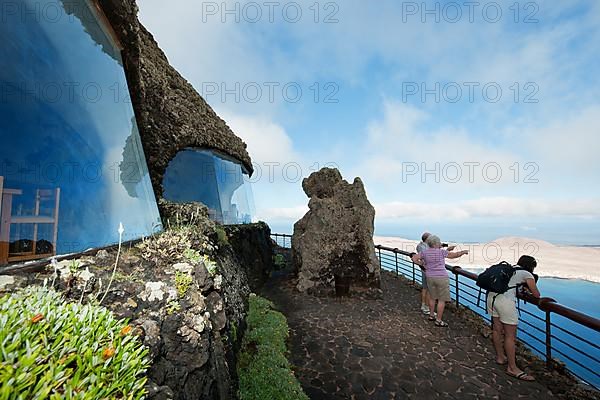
[0, 286, 149, 399]
[238, 296, 308, 400]
[215, 226, 229, 246]
[273, 254, 287, 270]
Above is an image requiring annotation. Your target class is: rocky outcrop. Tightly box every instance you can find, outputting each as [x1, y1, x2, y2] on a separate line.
[0, 203, 251, 400]
[96, 0, 253, 198]
[224, 222, 274, 291]
[292, 168, 381, 298]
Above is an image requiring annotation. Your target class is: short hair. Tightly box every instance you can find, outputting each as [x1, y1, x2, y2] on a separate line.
[517, 255, 537, 272]
[421, 232, 431, 242]
[425, 234, 441, 248]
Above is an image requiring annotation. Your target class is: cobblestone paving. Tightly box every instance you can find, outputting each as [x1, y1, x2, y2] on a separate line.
[260, 271, 560, 400]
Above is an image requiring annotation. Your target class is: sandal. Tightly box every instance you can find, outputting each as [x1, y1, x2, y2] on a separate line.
[428, 315, 436, 321]
[435, 320, 449, 327]
[507, 371, 535, 381]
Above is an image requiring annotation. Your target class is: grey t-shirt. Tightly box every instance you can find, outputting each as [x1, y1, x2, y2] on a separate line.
[416, 241, 428, 253]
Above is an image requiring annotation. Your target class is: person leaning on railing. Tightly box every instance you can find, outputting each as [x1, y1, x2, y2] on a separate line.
[488, 255, 540, 381]
[411, 235, 468, 327]
[416, 232, 456, 316]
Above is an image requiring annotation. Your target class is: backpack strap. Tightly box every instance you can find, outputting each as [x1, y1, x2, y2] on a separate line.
[490, 292, 500, 313]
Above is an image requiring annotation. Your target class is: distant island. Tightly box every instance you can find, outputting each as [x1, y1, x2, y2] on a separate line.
[375, 236, 600, 283]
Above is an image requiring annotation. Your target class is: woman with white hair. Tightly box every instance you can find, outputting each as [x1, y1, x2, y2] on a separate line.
[411, 235, 468, 327]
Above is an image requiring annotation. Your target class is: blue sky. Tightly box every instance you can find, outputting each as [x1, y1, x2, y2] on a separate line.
[138, 0, 600, 243]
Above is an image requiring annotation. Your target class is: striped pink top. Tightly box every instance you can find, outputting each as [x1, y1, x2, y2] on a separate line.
[419, 248, 449, 278]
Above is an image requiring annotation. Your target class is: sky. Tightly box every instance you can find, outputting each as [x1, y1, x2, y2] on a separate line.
[137, 0, 600, 244]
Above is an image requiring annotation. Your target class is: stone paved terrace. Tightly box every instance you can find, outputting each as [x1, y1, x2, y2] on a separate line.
[260, 270, 599, 400]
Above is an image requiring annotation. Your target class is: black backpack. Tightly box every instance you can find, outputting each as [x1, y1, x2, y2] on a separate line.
[476, 261, 526, 311]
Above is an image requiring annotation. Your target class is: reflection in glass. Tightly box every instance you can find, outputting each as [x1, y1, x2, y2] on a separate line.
[163, 149, 255, 225]
[0, 0, 162, 264]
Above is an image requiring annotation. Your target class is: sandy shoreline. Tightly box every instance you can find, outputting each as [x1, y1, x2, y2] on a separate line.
[374, 236, 600, 283]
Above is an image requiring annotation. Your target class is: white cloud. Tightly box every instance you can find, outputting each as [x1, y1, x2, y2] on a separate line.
[219, 112, 300, 165]
[255, 205, 308, 221]
[375, 197, 600, 220]
[358, 100, 519, 187]
[523, 106, 600, 172]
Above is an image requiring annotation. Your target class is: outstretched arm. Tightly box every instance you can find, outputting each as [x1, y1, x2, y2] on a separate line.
[447, 250, 468, 259]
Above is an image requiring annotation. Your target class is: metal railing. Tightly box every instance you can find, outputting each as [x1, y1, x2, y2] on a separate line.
[272, 233, 292, 248]
[270, 233, 600, 390]
[375, 244, 600, 390]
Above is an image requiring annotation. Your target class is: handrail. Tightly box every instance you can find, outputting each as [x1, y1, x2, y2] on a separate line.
[372, 243, 600, 390]
[271, 233, 600, 388]
[272, 238, 600, 333]
[373, 244, 600, 333]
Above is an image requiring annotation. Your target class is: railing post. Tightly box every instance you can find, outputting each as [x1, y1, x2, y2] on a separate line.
[411, 260, 415, 283]
[454, 272, 460, 308]
[377, 247, 382, 270]
[394, 251, 399, 276]
[546, 311, 552, 368]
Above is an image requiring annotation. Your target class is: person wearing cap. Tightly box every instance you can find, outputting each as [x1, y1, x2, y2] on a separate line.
[412, 235, 468, 327]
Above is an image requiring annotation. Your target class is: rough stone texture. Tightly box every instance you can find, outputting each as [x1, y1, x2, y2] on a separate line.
[0, 204, 254, 400]
[97, 0, 253, 199]
[292, 168, 381, 298]
[224, 222, 274, 291]
[260, 269, 599, 400]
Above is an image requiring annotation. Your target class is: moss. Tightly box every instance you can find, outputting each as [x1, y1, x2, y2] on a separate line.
[238, 296, 308, 400]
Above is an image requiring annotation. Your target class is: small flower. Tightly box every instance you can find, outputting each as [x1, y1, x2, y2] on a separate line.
[120, 325, 132, 336]
[102, 347, 115, 360]
[31, 314, 44, 323]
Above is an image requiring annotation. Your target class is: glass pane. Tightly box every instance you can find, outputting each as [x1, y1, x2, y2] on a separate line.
[0, 0, 162, 262]
[163, 149, 255, 225]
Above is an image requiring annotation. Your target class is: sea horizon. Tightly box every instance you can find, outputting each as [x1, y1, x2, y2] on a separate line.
[266, 220, 600, 248]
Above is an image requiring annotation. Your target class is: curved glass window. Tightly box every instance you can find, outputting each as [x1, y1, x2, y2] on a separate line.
[0, 0, 162, 264]
[163, 149, 255, 225]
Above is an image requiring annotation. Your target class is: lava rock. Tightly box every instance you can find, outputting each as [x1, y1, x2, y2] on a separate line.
[292, 168, 382, 298]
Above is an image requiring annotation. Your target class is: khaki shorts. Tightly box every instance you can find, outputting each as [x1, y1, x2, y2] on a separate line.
[487, 294, 518, 325]
[426, 277, 451, 302]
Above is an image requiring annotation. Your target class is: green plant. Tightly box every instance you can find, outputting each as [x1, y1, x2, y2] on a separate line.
[69, 260, 81, 273]
[203, 255, 218, 276]
[183, 248, 202, 264]
[273, 254, 286, 270]
[238, 296, 308, 400]
[230, 320, 238, 343]
[175, 270, 193, 297]
[166, 300, 182, 315]
[0, 286, 149, 399]
[215, 226, 229, 246]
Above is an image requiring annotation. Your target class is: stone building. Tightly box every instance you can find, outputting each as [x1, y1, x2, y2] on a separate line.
[0, 0, 254, 265]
